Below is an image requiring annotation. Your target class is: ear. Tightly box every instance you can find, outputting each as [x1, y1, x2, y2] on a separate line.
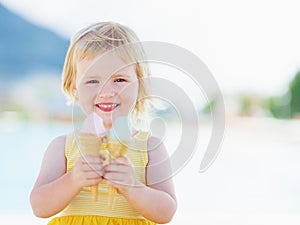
[71, 83, 78, 99]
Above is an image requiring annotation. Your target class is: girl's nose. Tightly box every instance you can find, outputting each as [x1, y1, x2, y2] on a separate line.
[98, 82, 116, 98]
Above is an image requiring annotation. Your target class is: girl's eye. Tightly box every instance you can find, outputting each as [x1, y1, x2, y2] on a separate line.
[114, 78, 127, 83]
[86, 80, 99, 84]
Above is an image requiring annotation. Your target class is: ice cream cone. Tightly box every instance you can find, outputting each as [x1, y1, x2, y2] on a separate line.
[78, 133, 102, 202]
[106, 140, 128, 209]
[107, 141, 128, 158]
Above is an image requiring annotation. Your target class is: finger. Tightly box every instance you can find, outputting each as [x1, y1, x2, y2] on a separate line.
[81, 157, 104, 170]
[104, 165, 133, 181]
[85, 170, 104, 179]
[99, 154, 108, 162]
[105, 173, 135, 188]
[104, 164, 130, 173]
[104, 172, 126, 183]
[76, 156, 101, 168]
[81, 155, 102, 164]
[106, 179, 123, 188]
[81, 163, 103, 172]
[111, 156, 129, 164]
[84, 177, 103, 186]
[110, 157, 132, 166]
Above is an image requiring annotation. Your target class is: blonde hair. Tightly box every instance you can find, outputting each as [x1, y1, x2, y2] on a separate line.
[62, 22, 150, 119]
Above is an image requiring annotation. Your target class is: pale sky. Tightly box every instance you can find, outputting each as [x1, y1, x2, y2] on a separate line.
[2, 0, 300, 96]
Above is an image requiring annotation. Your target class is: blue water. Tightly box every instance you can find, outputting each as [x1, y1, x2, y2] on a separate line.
[1, 119, 300, 216]
[0, 121, 73, 213]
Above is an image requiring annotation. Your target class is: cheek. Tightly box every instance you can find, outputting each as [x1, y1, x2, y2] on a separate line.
[77, 87, 97, 112]
[123, 84, 139, 96]
[77, 88, 90, 101]
[120, 83, 139, 103]
[77, 85, 98, 98]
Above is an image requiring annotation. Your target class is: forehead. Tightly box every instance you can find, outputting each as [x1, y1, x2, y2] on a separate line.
[76, 52, 137, 81]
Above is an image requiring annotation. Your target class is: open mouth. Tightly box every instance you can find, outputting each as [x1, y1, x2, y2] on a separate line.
[95, 103, 119, 112]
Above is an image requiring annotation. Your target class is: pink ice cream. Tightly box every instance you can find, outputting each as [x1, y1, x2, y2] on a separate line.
[81, 112, 106, 137]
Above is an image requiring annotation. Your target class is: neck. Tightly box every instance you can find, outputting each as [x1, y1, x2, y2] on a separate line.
[104, 121, 112, 133]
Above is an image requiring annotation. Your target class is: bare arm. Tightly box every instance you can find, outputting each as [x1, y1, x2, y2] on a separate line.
[30, 135, 103, 218]
[105, 136, 177, 224]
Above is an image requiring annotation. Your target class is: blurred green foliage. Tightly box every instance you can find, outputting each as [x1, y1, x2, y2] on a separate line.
[269, 71, 300, 119]
[201, 70, 300, 119]
[289, 71, 300, 117]
[202, 98, 217, 114]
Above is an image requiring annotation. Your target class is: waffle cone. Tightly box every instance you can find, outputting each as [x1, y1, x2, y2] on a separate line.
[107, 142, 127, 158]
[106, 140, 128, 208]
[77, 133, 101, 201]
[108, 185, 117, 209]
[99, 149, 110, 165]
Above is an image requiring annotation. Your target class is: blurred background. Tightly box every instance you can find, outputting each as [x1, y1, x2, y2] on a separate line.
[0, 0, 299, 224]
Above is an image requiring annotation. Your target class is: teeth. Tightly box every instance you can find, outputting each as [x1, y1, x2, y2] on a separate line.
[98, 103, 118, 108]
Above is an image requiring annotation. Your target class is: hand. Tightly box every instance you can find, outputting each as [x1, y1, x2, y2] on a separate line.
[71, 155, 104, 189]
[103, 156, 137, 195]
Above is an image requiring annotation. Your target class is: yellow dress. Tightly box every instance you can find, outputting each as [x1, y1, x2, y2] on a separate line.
[48, 131, 156, 225]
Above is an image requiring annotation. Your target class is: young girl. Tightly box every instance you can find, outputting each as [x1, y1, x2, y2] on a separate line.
[30, 22, 177, 225]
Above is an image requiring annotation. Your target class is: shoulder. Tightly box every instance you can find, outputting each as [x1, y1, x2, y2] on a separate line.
[146, 135, 174, 187]
[33, 135, 68, 188]
[49, 135, 67, 147]
[42, 135, 67, 165]
[46, 135, 67, 154]
[147, 135, 169, 165]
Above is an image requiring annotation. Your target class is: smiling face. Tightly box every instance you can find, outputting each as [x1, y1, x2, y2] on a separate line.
[75, 52, 139, 130]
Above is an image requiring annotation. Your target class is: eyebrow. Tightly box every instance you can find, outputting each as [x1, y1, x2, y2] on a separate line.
[111, 73, 133, 80]
[83, 73, 132, 80]
[83, 75, 101, 80]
